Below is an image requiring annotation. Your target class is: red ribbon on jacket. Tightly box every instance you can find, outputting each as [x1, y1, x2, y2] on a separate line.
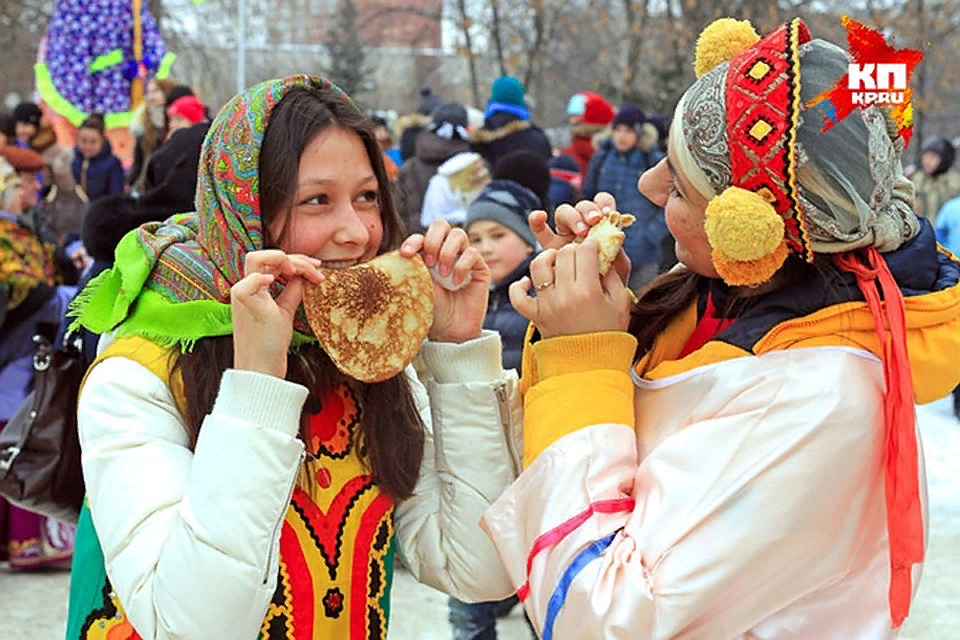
[834, 248, 924, 628]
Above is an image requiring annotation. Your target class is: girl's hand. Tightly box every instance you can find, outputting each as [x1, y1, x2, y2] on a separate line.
[400, 220, 492, 343]
[508, 239, 632, 339]
[231, 250, 324, 378]
[529, 192, 631, 285]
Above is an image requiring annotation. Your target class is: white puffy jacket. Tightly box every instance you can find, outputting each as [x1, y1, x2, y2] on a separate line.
[77, 331, 523, 640]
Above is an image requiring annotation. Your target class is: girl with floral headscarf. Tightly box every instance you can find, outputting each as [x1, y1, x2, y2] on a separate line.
[65, 75, 521, 639]
[474, 18, 960, 639]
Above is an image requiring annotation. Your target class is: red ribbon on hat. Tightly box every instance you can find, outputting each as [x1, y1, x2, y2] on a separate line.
[835, 248, 924, 628]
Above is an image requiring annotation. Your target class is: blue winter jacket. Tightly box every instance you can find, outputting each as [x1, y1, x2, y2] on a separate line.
[583, 139, 667, 270]
[935, 196, 960, 256]
[71, 139, 125, 201]
[484, 255, 534, 373]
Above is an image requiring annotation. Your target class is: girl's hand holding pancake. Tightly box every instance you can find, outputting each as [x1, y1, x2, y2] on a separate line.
[231, 249, 324, 378]
[400, 220, 492, 344]
[508, 239, 631, 339]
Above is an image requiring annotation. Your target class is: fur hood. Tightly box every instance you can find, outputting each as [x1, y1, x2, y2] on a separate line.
[636, 122, 659, 153]
[570, 121, 610, 140]
[469, 118, 532, 145]
[395, 113, 432, 136]
[29, 123, 59, 154]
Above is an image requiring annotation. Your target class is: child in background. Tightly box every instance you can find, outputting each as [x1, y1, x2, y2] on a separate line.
[452, 177, 541, 640]
[71, 114, 124, 201]
[166, 95, 207, 134]
[548, 154, 582, 207]
[583, 103, 665, 288]
[420, 151, 489, 229]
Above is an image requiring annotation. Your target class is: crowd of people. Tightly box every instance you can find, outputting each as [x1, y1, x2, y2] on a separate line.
[1, 14, 959, 640]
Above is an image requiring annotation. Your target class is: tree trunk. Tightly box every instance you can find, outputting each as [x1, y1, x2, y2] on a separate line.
[489, 0, 508, 77]
[456, 0, 481, 108]
[914, 0, 927, 166]
[620, 0, 650, 100]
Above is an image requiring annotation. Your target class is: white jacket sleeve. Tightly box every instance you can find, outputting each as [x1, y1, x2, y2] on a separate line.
[393, 330, 523, 603]
[78, 359, 309, 640]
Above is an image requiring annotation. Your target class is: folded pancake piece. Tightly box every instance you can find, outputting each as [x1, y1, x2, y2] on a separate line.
[303, 251, 435, 383]
[578, 210, 635, 275]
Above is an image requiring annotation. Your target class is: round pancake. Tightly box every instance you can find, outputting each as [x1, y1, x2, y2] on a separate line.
[303, 251, 435, 383]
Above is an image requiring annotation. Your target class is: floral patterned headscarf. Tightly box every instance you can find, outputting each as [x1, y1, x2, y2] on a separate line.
[71, 75, 355, 350]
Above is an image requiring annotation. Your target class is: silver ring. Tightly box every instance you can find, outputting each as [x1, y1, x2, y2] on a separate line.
[535, 281, 554, 291]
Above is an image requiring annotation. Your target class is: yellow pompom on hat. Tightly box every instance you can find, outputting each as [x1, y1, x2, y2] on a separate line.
[694, 18, 760, 78]
[705, 187, 790, 287]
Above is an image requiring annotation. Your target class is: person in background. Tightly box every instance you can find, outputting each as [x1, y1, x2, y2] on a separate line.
[396, 86, 444, 163]
[470, 76, 551, 168]
[934, 194, 960, 420]
[128, 78, 177, 191]
[451, 177, 542, 640]
[492, 150, 552, 213]
[0, 112, 15, 148]
[71, 114, 124, 201]
[562, 92, 615, 177]
[166, 95, 207, 135]
[12, 102, 42, 148]
[395, 101, 470, 234]
[371, 116, 403, 168]
[420, 151, 489, 229]
[548, 154, 582, 208]
[0, 147, 76, 571]
[584, 103, 666, 288]
[912, 136, 960, 225]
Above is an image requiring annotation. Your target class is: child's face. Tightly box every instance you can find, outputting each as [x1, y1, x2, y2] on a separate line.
[921, 151, 941, 175]
[468, 220, 532, 284]
[271, 127, 384, 266]
[16, 171, 39, 210]
[613, 124, 638, 152]
[76, 128, 104, 159]
[168, 114, 192, 134]
[15, 122, 36, 143]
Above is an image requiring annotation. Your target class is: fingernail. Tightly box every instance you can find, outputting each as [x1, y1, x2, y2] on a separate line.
[425, 254, 436, 266]
[601, 206, 612, 213]
[575, 222, 588, 234]
[401, 241, 413, 252]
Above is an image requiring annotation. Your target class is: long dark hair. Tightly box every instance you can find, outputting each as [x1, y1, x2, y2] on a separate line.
[629, 254, 832, 375]
[172, 85, 425, 501]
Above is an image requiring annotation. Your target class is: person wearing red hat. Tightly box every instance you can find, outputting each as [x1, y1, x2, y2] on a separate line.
[166, 95, 208, 134]
[562, 92, 614, 177]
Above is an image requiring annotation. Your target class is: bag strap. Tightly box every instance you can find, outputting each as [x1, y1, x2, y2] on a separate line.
[78, 336, 186, 414]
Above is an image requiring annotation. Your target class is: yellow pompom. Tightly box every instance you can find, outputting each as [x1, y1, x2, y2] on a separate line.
[712, 241, 789, 287]
[704, 187, 784, 261]
[695, 18, 761, 78]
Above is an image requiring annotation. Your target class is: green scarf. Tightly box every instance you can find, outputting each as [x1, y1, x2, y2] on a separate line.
[69, 75, 355, 350]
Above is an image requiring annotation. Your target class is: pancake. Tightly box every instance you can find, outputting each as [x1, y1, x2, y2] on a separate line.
[578, 210, 635, 275]
[303, 251, 435, 383]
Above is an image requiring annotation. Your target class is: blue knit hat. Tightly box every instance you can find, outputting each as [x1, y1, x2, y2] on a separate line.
[490, 77, 526, 108]
[465, 179, 539, 248]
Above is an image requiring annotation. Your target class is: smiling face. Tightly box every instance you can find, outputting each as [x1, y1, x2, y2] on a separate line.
[637, 137, 718, 278]
[76, 127, 105, 159]
[269, 127, 384, 267]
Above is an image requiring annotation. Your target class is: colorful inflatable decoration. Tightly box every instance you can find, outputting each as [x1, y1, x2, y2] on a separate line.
[34, 0, 175, 164]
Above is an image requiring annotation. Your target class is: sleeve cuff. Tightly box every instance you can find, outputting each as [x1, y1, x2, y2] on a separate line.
[419, 330, 503, 383]
[212, 369, 310, 437]
[532, 332, 638, 381]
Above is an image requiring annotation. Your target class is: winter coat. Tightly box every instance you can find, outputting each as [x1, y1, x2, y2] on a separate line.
[396, 113, 432, 164]
[469, 112, 552, 169]
[484, 220, 960, 638]
[561, 122, 608, 176]
[548, 177, 579, 209]
[395, 130, 469, 234]
[584, 139, 667, 271]
[30, 123, 76, 192]
[936, 195, 960, 256]
[485, 255, 534, 373]
[913, 168, 960, 224]
[76, 331, 523, 639]
[71, 139, 125, 201]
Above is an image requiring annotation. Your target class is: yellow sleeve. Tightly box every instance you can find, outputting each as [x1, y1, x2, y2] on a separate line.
[523, 332, 637, 467]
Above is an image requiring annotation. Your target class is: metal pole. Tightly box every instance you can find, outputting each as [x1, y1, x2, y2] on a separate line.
[237, 0, 246, 94]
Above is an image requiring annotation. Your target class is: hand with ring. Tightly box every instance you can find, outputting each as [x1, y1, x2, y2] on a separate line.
[527, 192, 632, 287]
[509, 238, 632, 339]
